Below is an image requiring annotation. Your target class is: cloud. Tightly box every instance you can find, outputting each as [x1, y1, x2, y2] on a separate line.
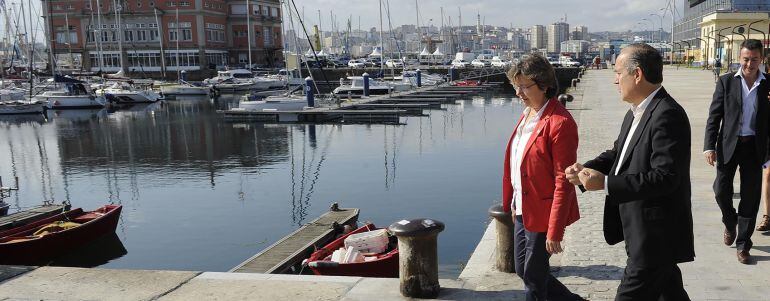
[287, 0, 679, 32]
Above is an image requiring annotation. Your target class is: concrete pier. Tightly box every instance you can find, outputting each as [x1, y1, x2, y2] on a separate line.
[2, 67, 769, 300]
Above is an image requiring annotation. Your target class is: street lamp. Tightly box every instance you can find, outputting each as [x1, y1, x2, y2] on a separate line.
[717, 26, 734, 66]
[650, 13, 664, 43]
[672, 41, 682, 65]
[680, 40, 691, 66]
[642, 18, 655, 42]
[747, 20, 767, 54]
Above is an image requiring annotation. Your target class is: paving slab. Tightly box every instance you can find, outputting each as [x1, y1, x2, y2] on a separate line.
[160, 272, 356, 301]
[0, 266, 198, 301]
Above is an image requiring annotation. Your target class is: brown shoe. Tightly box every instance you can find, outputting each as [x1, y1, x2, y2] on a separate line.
[724, 227, 736, 246]
[737, 250, 751, 264]
[757, 215, 770, 231]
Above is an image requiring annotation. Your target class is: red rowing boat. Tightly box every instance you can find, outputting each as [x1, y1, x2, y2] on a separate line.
[451, 80, 482, 86]
[0, 204, 122, 265]
[306, 223, 399, 278]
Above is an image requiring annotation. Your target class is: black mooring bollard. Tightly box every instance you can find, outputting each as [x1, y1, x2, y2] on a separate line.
[558, 94, 574, 107]
[388, 218, 445, 298]
[488, 204, 516, 273]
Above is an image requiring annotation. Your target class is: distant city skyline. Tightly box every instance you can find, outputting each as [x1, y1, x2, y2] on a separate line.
[289, 0, 682, 33]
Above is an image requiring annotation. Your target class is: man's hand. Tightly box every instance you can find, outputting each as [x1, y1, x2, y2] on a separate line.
[546, 240, 563, 254]
[565, 163, 584, 185]
[579, 168, 606, 191]
[704, 150, 716, 166]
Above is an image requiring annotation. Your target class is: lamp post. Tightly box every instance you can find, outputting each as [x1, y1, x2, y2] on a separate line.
[650, 13, 664, 43]
[680, 40, 691, 66]
[747, 20, 767, 55]
[642, 18, 655, 42]
[672, 41, 682, 65]
[717, 26, 734, 66]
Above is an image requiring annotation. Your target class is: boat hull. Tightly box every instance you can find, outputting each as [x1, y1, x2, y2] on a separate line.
[38, 95, 106, 109]
[0, 102, 45, 115]
[306, 224, 399, 278]
[160, 85, 211, 95]
[0, 205, 122, 265]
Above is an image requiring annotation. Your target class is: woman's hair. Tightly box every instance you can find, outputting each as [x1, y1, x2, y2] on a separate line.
[506, 53, 559, 99]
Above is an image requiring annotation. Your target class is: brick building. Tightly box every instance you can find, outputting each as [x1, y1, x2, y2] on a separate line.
[42, 0, 283, 77]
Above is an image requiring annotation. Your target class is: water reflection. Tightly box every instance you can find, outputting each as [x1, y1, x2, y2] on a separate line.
[0, 92, 523, 276]
[50, 233, 127, 268]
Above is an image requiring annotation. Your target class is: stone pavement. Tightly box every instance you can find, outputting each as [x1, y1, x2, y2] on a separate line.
[559, 66, 770, 300]
[1, 67, 769, 300]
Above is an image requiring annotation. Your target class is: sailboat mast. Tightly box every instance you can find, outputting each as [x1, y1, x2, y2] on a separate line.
[64, 13, 75, 67]
[23, 1, 32, 98]
[153, 8, 166, 78]
[113, 0, 125, 73]
[175, 8, 180, 77]
[95, 0, 104, 70]
[378, 0, 383, 72]
[246, 0, 252, 69]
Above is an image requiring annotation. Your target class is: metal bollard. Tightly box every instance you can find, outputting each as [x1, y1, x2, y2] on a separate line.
[362, 72, 370, 97]
[416, 69, 422, 87]
[305, 77, 315, 107]
[488, 204, 515, 273]
[449, 66, 456, 82]
[571, 78, 579, 88]
[388, 218, 445, 298]
[558, 94, 574, 107]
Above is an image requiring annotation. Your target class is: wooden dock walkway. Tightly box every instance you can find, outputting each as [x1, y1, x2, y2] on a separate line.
[0, 204, 70, 231]
[230, 205, 360, 274]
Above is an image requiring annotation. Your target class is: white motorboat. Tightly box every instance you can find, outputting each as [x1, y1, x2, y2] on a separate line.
[237, 95, 308, 111]
[204, 69, 259, 92]
[332, 76, 394, 96]
[399, 71, 446, 86]
[158, 81, 211, 96]
[0, 88, 27, 101]
[97, 82, 163, 104]
[35, 82, 107, 109]
[0, 100, 45, 115]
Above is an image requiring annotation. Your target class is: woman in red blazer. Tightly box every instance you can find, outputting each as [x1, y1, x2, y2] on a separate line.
[502, 54, 582, 301]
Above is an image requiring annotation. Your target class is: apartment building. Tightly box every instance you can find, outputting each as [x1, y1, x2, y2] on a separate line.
[42, 0, 283, 77]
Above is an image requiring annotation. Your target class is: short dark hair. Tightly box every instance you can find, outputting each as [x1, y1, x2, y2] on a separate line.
[740, 39, 763, 52]
[506, 53, 559, 98]
[621, 43, 663, 84]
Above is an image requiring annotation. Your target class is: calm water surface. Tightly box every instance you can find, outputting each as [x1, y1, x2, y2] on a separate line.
[0, 93, 523, 277]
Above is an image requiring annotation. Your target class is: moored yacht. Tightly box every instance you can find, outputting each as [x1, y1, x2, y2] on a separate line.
[96, 82, 163, 104]
[332, 76, 394, 96]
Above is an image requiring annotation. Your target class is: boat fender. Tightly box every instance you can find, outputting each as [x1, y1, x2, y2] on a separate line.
[308, 261, 339, 268]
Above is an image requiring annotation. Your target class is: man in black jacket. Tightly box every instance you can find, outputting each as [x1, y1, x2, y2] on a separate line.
[566, 43, 694, 300]
[704, 39, 770, 264]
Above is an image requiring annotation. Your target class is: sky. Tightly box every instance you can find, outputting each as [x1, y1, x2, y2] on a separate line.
[287, 0, 684, 33]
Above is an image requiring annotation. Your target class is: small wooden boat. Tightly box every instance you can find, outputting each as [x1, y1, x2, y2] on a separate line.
[0, 204, 122, 265]
[306, 223, 399, 278]
[451, 80, 482, 86]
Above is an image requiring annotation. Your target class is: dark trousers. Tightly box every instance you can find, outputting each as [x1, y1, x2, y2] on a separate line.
[714, 138, 762, 251]
[513, 215, 580, 301]
[615, 264, 689, 301]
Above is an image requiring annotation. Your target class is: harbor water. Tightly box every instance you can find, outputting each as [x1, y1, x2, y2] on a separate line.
[0, 93, 523, 278]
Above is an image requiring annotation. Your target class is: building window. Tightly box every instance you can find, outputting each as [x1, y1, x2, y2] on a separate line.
[181, 29, 192, 41]
[230, 4, 246, 14]
[149, 30, 158, 41]
[168, 1, 176, 7]
[204, 2, 210, 8]
[179, 1, 190, 6]
[238, 53, 247, 63]
[262, 5, 268, 16]
[136, 30, 147, 41]
[263, 26, 272, 46]
[124, 30, 133, 41]
[169, 30, 177, 41]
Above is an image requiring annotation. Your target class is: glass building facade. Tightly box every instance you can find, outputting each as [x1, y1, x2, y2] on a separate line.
[674, 0, 770, 47]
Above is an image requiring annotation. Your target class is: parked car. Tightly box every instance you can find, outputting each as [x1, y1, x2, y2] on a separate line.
[326, 60, 347, 68]
[490, 57, 510, 68]
[559, 56, 581, 67]
[348, 59, 366, 68]
[365, 58, 382, 67]
[451, 59, 470, 68]
[471, 59, 491, 68]
[384, 59, 404, 68]
[547, 57, 562, 67]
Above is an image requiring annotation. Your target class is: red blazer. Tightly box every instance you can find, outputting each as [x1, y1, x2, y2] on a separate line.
[502, 99, 580, 241]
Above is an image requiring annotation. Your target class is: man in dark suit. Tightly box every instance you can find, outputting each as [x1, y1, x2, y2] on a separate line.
[565, 43, 695, 300]
[704, 39, 769, 264]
